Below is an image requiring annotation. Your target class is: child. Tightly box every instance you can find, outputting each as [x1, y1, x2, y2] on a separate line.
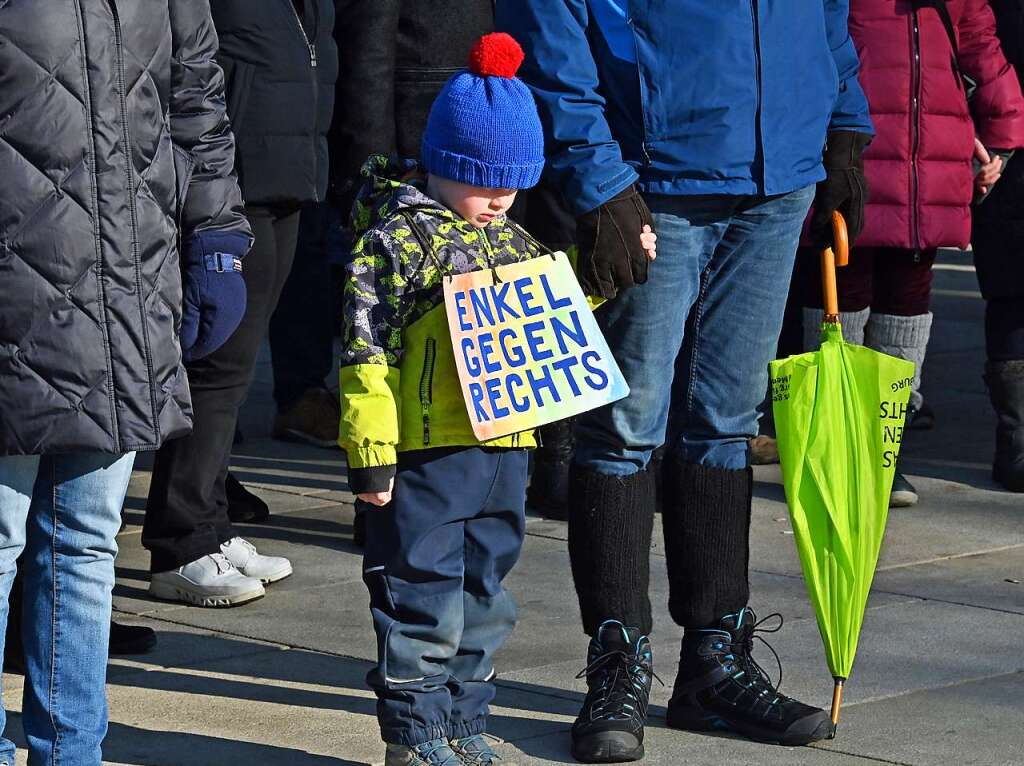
[340, 34, 654, 766]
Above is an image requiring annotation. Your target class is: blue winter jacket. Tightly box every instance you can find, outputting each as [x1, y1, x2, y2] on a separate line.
[496, 1, 874, 215]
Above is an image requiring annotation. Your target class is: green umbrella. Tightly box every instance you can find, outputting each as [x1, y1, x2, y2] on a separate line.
[769, 213, 915, 735]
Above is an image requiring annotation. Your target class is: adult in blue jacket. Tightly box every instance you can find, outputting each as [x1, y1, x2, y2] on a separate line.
[499, 1, 873, 761]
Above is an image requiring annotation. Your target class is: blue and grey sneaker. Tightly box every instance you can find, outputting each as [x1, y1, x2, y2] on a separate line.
[451, 734, 514, 765]
[384, 738, 464, 766]
[667, 607, 831, 745]
[571, 620, 656, 763]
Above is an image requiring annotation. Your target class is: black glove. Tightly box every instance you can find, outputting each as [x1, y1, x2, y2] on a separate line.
[809, 130, 871, 246]
[575, 184, 654, 300]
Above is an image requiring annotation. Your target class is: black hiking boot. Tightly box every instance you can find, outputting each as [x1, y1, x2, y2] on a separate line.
[667, 608, 831, 746]
[226, 472, 270, 523]
[571, 620, 657, 763]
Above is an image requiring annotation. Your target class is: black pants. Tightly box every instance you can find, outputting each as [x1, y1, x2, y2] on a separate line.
[973, 154, 1024, 362]
[269, 200, 339, 411]
[796, 246, 936, 315]
[143, 206, 301, 572]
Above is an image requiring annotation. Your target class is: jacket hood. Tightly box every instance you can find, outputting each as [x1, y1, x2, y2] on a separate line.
[350, 155, 458, 238]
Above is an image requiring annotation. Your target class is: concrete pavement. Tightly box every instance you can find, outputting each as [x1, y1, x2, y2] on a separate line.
[3, 251, 1019, 765]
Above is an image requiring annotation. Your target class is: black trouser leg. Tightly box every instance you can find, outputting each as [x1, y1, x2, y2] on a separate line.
[568, 466, 656, 636]
[269, 200, 338, 412]
[144, 206, 301, 572]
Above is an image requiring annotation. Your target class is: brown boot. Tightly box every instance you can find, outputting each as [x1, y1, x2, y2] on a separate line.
[272, 388, 340, 449]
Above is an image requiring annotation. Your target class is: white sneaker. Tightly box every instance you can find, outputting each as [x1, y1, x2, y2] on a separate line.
[149, 553, 265, 607]
[220, 537, 293, 585]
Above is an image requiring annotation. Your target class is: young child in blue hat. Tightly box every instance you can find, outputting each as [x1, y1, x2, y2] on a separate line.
[340, 33, 657, 766]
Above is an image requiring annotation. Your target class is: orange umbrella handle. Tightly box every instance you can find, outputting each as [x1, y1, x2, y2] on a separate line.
[821, 212, 850, 322]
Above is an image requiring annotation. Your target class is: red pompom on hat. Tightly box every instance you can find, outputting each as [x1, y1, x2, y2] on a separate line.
[467, 32, 525, 79]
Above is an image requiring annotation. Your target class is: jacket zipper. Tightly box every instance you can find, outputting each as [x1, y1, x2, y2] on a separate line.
[288, 0, 318, 67]
[288, 0, 321, 201]
[105, 0, 159, 445]
[910, 10, 922, 252]
[419, 338, 436, 445]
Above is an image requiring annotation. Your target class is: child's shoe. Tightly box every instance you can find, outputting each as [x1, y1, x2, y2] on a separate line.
[451, 734, 515, 765]
[384, 738, 464, 766]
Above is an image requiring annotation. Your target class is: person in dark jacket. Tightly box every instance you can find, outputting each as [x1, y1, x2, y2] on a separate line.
[974, 0, 1024, 492]
[144, 0, 339, 606]
[500, 1, 873, 760]
[0, 2, 249, 761]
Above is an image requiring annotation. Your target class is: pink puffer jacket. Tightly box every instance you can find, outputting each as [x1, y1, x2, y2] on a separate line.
[852, 0, 1024, 249]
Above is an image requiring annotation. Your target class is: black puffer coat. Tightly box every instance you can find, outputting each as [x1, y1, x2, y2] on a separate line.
[0, 0, 250, 456]
[211, 0, 338, 205]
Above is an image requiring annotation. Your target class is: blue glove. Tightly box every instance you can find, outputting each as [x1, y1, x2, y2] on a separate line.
[180, 231, 249, 362]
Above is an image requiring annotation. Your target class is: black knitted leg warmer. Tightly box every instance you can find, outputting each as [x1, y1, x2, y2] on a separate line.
[662, 460, 753, 628]
[568, 466, 657, 636]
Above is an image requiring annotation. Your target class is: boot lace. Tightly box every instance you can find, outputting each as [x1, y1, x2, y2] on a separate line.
[451, 735, 503, 765]
[411, 739, 462, 766]
[718, 612, 787, 704]
[575, 646, 662, 723]
[207, 553, 237, 576]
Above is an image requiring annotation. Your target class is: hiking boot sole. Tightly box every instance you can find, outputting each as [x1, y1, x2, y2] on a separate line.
[571, 731, 644, 763]
[272, 427, 339, 450]
[667, 704, 832, 746]
[149, 579, 265, 608]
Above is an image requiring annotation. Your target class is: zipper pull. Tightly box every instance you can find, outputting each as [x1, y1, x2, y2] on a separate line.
[309, 44, 318, 68]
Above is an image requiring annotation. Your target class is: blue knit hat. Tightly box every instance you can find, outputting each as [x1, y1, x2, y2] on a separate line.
[421, 33, 545, 190]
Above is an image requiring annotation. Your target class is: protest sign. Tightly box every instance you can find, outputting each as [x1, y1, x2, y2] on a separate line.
[443, 252, 629, 440]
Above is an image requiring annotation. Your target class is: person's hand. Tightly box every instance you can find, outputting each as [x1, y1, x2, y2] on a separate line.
[974, 139, 1003, 197]
[575, 185, 655, 300]
[181, 231, 250, 362]
[809, 130, 871, 247]
[358, 478, 394, 507]
[640, 225, 657, 261]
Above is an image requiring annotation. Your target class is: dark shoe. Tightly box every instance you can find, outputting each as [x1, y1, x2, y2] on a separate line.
[353, 501, 368, 547]
[571, 621, 655, 763]
[273, 387, 341, 449]
[109, 621, 158, 655]
[226, 473, 270, 523]
[985, 360, 1024, 492]
[889, 471, 919, 508]
[907, 401, 935, 431]
[528, 418, 574, 520]
[667, 608, 831, 746]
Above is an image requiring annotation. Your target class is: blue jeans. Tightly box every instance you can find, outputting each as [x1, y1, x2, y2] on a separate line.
[576, 187, 815, 474]
[363, 448, 528, 746]
[0, 452, 135, 765]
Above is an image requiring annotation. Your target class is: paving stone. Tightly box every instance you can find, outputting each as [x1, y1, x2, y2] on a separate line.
[822, 671, 1024, 766]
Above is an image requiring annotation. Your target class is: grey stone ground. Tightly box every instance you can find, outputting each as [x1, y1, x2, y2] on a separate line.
[5, 252, 1020, 765]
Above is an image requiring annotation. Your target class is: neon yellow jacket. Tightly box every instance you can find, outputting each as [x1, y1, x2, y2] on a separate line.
[340, 157, 545, 493]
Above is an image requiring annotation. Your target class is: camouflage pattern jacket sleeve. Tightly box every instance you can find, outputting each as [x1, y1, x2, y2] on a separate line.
[339, 225, 414, 494]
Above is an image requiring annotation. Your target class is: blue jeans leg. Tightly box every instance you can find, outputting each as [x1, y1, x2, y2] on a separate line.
[18, 452, 135, 766]
[0, 456, 38, 765]
[675, 187, 815, 467]
[363, 448, 526, 746]
[575, 187, 814, 474]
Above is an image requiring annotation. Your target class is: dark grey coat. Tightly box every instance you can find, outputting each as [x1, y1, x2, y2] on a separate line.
[0, 0, 250, 456]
